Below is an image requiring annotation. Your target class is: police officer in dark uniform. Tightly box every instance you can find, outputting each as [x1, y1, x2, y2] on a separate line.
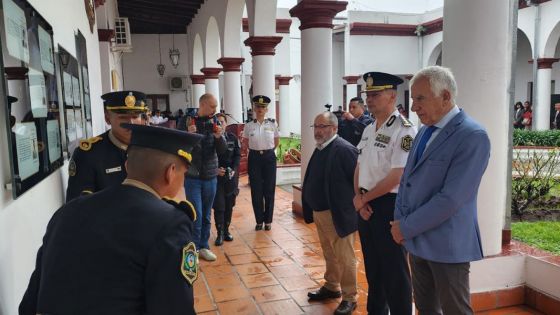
[19, 124, 203, 315]
[353, 72, 417, 315]
[337, 97, 374, 146]
[66, 91, 148, 201]
[242, 95, 279, 231]
[213, 113, 241, 245]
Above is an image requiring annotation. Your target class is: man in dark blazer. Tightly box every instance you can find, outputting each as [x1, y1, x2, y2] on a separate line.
[391, 66, 491, 315]
[302, 112, 359, 315]
[553, 103, 560, 129]
[19, 125, 203, 315]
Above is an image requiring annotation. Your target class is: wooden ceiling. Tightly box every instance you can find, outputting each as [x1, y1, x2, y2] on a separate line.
[117, 0, 206, 34]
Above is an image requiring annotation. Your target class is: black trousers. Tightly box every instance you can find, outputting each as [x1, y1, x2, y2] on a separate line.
[358, 193, 412, 315]
[248, 150, 277, 224]
[213, 177, 237, 225]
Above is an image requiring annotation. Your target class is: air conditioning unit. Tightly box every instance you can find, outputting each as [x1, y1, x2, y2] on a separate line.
[169, 76, 188, 91]
[111, 17, 132, 52]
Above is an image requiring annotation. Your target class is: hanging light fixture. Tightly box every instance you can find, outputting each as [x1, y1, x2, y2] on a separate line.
[169, 34, 180, 69]
[156, 34, 165, 77]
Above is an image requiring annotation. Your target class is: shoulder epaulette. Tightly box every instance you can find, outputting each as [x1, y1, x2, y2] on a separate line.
[386, 115, 396, 127]
[399, 115, 413, 127]
[162, 197, 197, 221]
[79, 136, 103, 151]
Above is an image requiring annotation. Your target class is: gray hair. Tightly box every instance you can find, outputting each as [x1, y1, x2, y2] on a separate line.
[317, 111, 338, 127]
[410, 66, 458, 104]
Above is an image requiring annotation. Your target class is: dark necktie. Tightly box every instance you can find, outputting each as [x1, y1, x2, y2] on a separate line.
[415, 125, 437, 164]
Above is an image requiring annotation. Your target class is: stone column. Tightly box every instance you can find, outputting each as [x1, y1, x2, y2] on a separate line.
[531, 58, 559, 130]
[200, 67, 222, 112]
[218, 57, 245, 123]
[405, 75, 420, 127]
[290, 0, 347, 175]
[276, 75, 292, 136]
[343, 75, 360, 110]
[244, 36, 283, 120]
[190, 74, 206, 108]
[443, 0, 514, 256]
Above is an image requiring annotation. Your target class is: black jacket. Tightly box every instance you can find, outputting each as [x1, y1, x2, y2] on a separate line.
[338, 114, 374, 146]
[19, 184, 197, 315]
[186, 116, 227, 179]
[302, 137, 359, 237]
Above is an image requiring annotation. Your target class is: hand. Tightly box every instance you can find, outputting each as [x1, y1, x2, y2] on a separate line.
[213, 124, 223, 138]
[187, 124, 197, 133]
[358, 205, 373, 221]
[230, 170, 235, 177]
[342, 111, 355, 121]
[390, 220, 405, 245]
[218, 167, 226, 177]
[353, 193, 365, 210]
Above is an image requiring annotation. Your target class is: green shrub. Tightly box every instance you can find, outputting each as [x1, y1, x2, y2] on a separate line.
[513, 129, 560, 147]
[276, 136, 301, 163]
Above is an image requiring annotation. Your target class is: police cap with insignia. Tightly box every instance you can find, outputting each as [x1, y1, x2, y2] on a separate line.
[362, 72, 404, 93]
[252, 95, 271, 108]
[122, 124, 203, 164]
[102, 91, 148, 113]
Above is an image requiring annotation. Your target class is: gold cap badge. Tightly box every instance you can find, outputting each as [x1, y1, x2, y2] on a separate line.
[125, 92, 136, 107]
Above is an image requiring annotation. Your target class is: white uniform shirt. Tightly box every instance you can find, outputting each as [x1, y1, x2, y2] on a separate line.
[243, 118, 279, 150]
[357, 110, 417, 193]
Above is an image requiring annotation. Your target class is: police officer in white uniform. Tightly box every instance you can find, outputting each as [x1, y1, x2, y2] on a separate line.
[242, 95, 279, 231]
[352, 72, 417, 315]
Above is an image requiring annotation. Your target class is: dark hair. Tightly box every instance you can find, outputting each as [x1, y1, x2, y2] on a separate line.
[349, 97, 364, 105]
[515, 101, 522, 109]
[216, 113, 227, 123]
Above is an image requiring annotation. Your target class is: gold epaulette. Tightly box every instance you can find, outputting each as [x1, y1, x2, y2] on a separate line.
[162, 197, 197, 221]
[400, 115, 413, 127]
[79, 136, 103, 151]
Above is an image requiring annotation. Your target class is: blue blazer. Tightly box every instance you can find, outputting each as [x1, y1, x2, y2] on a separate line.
[394, 110, 491, 263]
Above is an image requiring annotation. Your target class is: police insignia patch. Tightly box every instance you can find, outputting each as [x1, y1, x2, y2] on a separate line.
[69, 159, 76, 176]
[401, 135, 413, 152]
[124, 92, 136, 107]
[181, 242, 198, 285]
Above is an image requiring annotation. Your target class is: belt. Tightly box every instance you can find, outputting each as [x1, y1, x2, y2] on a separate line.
[250, 149, 273, 155]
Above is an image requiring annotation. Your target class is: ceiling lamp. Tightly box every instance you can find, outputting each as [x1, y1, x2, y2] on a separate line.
[156, 34, 165, 77]
[169, 34, 180, 69]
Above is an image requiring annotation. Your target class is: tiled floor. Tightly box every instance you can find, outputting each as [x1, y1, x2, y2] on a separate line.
[194, 176, 544, 315]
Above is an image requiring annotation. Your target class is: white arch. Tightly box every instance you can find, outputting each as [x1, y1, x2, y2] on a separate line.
[192, 34, 204, 74]
[543, 21, 560, 57]
[204, 16, 222, 67]
[222, 0, 245, 57]
[518, 28, 533, 59]
[427, 42, 442, 66]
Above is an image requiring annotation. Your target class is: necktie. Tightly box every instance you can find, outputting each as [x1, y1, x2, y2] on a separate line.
[415, 125, 437, 164]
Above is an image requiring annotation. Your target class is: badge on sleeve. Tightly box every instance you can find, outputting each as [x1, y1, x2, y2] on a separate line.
[181, 242, 198, 285]
[401, 135, 413, 152]
[69, 159, 77, 176]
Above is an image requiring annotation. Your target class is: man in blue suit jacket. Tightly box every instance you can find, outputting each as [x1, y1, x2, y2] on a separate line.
[391, 66, 491, 315]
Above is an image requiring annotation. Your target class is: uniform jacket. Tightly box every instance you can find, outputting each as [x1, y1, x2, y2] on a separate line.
[395, 110, 491, 263]
[217, 132, 241, 195]
[187, 116, 227, 180]
[66, 130, 127, 201]
[338, 114, 374, 146]
[302, 137, 359, 237]
[19, 184, 197, 315]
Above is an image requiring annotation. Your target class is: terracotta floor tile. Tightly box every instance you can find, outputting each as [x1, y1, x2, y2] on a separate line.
[540, 255, 560, 266]
[479, 306, 543, 314]
[293, 254, 326, 268]
[250, 285, 291, 303]
[228, 253, 261, 265]
[304, 266, 326, 280]
[205, 273, 242, 288]
[223, 244, 254, 256]
[283, 247, 317, 258]
[261, 254, 295, 267]
[254, 246, 285, 258]
[277, 275, 318, 291]
[236, 262, 269, 275]
[240, 272, 280, 288]
[247, 239, 278, 249]
[193, 277, 209, 297]
[269, 263, 307, 278]
[201, 264, 235, 279]
[301, 301, 340, 314]
[259, 299, 304, 315]
[194, 294, 216, 313]
[217, 297, 260, 315]
[289, 289, 328, 307]
[276, 239, 306, 249]
[298, 234, 321, 243]
[210, 283, 250, 303]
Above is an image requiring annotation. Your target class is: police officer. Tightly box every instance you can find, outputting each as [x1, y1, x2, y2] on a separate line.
[352, 72, 417, 315]
[213, 113, 241, 245]
[242, 95, 279, 231]
[66, 91, 148, 201]
[19, 124, 203, 315]
[337, 97, 374, 146]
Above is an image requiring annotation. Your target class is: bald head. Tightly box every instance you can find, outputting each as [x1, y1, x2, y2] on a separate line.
[198, 93, 217, 116]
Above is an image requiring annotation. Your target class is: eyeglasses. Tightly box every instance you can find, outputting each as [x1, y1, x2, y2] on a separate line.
[310, 124, 333, 129]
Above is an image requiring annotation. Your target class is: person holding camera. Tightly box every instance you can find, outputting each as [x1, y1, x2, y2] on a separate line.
[185, 93, 227, 261]
[337, 97, 373, 146]
[213, 113, 241, 245]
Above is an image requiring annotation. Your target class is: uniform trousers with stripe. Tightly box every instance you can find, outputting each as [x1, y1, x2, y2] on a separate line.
[248, 150, 276, 224]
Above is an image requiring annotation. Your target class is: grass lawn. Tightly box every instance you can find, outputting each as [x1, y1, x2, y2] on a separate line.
[512, 221, 560, 255]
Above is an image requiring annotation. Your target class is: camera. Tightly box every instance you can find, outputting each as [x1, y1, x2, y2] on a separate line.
[226, 167, 234, 180]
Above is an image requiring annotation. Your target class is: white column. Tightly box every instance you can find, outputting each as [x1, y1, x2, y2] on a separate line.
[533, 59, 559, 130]
[343, 75, 360, 110]
[291, 0, 347, 176]
[443, 0, 513, 256]
[201, 67, 222, 112]
[190, 75, 206, 108]
[277, 76, 292, 136]
[218, 57, 245, 123]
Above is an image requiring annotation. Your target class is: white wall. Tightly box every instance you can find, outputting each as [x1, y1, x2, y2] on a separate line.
[123, 34, 190, 113]
[515, 31, 534, 104]
[332, 35, 345, 108]
[348, 35, 419, 75]
[0, 0, 104, 314]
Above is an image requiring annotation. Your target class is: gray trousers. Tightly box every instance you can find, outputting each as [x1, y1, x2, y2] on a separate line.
[410, 254, 473, 315]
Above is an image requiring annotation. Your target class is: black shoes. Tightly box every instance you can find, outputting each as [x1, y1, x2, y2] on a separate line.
[307, 286, 342, 301]
[334, 300, 357, 315]
[224, 222, 233, 241]
[255, 223, 263, 231]
[264, 223, 271, 230]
